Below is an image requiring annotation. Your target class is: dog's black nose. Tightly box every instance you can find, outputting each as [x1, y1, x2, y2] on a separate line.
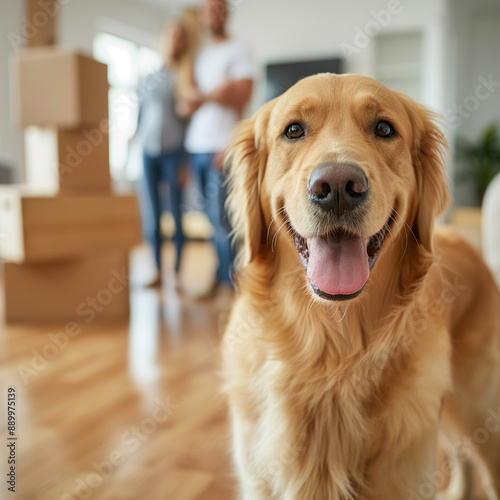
[308, 163, 369, 215]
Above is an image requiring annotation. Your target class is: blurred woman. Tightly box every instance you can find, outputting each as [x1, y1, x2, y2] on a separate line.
[134, 18, 197, 288]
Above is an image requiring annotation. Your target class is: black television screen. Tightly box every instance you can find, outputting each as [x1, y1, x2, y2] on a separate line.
[265, 57, 343, 101]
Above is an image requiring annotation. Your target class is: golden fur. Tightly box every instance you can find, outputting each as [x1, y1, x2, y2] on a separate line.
[222, 73, 500, 499]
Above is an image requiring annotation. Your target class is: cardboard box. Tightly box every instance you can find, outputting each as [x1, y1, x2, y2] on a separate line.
[25, 127, 111, 194]
[3, 250, 130, 323]
[0, 186, 141, 263]
[26, 0, 58, 47]
[11, 47, 108, 128]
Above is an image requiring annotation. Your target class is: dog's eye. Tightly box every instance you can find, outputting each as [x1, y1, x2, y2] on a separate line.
[284, 123, 305, 140]
[374, 121, 395, 138]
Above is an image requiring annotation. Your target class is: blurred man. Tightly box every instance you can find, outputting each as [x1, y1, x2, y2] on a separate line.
[180, 0, 255, 296]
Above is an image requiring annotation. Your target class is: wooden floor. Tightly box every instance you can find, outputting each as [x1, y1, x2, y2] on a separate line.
[0, 242, 237, 500]
[0, 225, 490, 499]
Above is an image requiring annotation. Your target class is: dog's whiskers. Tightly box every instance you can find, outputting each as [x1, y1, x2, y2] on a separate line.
[271, 215, 291, 252]
[388, 214, 401, 243]
[336, 306, 349, 323]
[394, 208, 419, 248]
[327, 305, 339, 320]
[267, 207, 287, 245]
[373, 77, 389, 98]
[390, 209, 417, 261]
[383, 222, 395, 248]
[325, 303, 349, 322]
[280, 268, 305, 278]
[277, 224, 295, 246]
[305, 294, 316, 318]
[388, 213, 407, 259]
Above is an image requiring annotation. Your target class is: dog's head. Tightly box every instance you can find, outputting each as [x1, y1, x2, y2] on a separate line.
[226, 74, 449, 302]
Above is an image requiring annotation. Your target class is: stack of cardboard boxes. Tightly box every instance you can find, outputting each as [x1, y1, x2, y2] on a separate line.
[0, 47, 141, 323]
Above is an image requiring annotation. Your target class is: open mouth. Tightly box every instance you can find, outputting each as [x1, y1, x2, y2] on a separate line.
[293, 218, 391, 301]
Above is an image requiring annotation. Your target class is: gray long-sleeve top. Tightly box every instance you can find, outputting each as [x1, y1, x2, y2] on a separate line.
[135, 68, 186, 157]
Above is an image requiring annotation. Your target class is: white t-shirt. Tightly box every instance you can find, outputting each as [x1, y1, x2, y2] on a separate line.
[185, 39, 256, 154]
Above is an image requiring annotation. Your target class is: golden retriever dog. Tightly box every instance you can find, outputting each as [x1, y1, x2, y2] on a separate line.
[222, 73, 500, 500]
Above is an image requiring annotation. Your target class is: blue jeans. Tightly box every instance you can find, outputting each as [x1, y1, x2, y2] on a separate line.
[140, 148, 185, 273]
[189, 153, 234, 284]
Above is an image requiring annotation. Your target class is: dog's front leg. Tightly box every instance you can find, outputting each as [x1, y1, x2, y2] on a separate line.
[231, 415, 276, 500]
[365, 430, 439, 500]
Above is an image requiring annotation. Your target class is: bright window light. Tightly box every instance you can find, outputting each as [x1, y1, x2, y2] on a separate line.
[93, 32, 162, 180]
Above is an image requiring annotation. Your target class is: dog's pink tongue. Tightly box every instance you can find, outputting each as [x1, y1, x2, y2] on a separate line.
[307, 234, 369, 296]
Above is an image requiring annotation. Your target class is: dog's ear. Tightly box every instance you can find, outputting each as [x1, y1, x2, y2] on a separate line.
[225, 100, 275, 267]
[411, 107, 450, 255]
[399, 103, 450, 294]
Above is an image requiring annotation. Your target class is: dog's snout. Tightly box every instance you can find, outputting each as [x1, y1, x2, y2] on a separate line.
[308, 163, 368, 215]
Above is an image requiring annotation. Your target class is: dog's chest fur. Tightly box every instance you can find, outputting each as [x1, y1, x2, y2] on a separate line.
[225, 294, 451, 500]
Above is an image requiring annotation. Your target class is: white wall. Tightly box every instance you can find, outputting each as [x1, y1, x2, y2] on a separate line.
[59, 0, 170, 53]
[228, 0, 449, 113]
[0, 2, 25, 181]
[454, 11, 500, 139]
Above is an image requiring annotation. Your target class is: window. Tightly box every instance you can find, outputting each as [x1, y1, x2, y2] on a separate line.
[93, 32, 162, 181]
[374, 31, 423, 102]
